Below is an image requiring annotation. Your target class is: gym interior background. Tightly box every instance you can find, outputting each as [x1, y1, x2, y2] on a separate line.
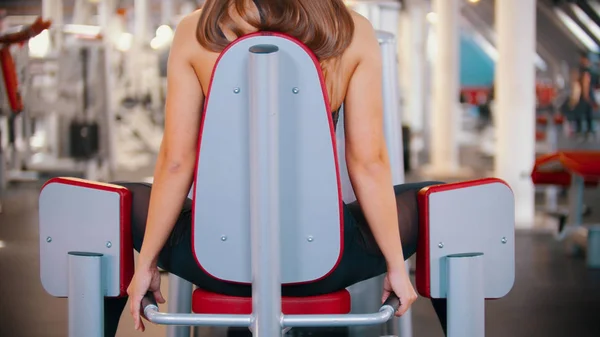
[1, 0, 600, 336]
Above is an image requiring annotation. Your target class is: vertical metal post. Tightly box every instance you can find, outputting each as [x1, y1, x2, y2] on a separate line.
[544, 118, 558, 212]
[248, 44, 282, 337]
[568, 174, 585, 227]
[447, 253, 485, 337]
[378, 31, 406, 186]
[587, 226, 600, 269]
[167, 274, 193, 337]
[378, 30, 412, 337]
[98, 0, 118, 179]
[68, 252, 103, 337]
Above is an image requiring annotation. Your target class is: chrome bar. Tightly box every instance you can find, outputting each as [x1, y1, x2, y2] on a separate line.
[282, 306, 396, 328]
[248, 44, 282, 337]
[142, 306, 396, 329]
[144, 306, 253, 328]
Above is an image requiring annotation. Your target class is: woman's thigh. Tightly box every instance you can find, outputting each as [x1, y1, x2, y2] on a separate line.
[115, 182, 253, 296]
[116, 180, 443, 297]
[284, 181, 445, 296]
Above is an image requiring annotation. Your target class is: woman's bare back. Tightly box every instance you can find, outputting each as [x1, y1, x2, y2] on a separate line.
[173, 9, 375, 112]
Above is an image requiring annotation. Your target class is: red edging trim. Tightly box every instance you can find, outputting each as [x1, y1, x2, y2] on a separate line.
[41, 177, 134, 298]
[191, 32, 344, 286]
[415, 178, 512, 299]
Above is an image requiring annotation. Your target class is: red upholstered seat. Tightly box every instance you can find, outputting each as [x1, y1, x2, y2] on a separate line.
[531, 151, 600, 186]
[536, 114, 564, 125]
[536, 131, 546, 141]
[192, 288, 351, 315]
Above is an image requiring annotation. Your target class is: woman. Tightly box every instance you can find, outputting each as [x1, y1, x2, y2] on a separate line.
[111, 1, 447, 335]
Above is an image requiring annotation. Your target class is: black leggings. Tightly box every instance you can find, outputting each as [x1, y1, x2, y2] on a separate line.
[104, 181, 448, 336]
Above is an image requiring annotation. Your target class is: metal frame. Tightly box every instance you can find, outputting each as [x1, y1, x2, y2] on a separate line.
[556, 173, 588, 241]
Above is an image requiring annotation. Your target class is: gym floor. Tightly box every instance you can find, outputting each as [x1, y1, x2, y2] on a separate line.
[1, 162, 600, 336]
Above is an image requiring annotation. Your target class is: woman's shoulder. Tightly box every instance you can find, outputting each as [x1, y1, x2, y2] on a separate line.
[345, 10, 381, 61]
[333, 10, 381, 74]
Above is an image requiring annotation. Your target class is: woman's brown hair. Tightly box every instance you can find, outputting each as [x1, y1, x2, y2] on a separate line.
[196, 0, 355, 61]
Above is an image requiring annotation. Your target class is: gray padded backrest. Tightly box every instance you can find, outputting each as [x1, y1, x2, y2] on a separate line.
[193, 34, 343, 284]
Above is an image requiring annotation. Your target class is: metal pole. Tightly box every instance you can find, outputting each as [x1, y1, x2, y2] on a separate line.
[568, 174, 585, 227]
[587, 226, 600, 269]
[167, 274, 193, 337]
[68, 252, 104, 337]
[447, 253, 485, 337]
[544, 118, 558, 211]
[378, 30, 412, 337]
[248, 44, 282, 337]
[379, 31, 405, 186]
[98, 0, 118, 179]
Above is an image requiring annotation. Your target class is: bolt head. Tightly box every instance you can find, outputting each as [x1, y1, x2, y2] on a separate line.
[292, 87, 300, 94]
[233, 88, 241, 94]
[502, 237, 507, 244]
[438, 242, 444, 248]
[46, 237, 52, 243]
[106, 241, 112, 248]
[221, 236, 227, 242]
[307, 236, 314, 242]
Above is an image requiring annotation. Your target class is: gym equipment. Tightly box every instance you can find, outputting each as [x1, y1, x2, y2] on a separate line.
[39, 33, 515, 337]
[531, 151, 600, 267]
[416, 179, 515, 337]
[0, 17, 52, 212]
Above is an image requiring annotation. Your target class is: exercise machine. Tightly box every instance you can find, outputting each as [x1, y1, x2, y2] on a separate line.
[39, 33, 515, 337]
[531, 151, 600, 268]
[0, 17, 51, 212]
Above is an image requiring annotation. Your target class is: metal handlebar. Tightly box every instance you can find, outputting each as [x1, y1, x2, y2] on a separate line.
[141, 292, 400, 328]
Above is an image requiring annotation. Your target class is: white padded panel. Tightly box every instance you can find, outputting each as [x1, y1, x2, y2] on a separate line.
[427, 182, 515, 299]
[193, 35, 342, 284]
[39, 183, 122, 297]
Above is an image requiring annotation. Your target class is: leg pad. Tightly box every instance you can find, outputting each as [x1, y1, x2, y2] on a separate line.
[39, 178, 133, 298]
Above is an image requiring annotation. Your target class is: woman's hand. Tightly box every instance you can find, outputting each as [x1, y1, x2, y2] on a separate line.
[382, 265, 418, 317]
[127, 264, 166, 332]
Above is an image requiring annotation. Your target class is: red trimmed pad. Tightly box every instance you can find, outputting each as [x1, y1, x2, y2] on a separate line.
[192, 289, 351, 315]
[415, 178, 511, 299]
[536, 115, 564, 125]
[191, 32, 344, 285]
[41, 177, 134, 297]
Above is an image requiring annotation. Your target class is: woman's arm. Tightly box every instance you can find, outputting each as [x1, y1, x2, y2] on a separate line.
[137, 14, 204, 270]
[343, 17, 405, 271]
